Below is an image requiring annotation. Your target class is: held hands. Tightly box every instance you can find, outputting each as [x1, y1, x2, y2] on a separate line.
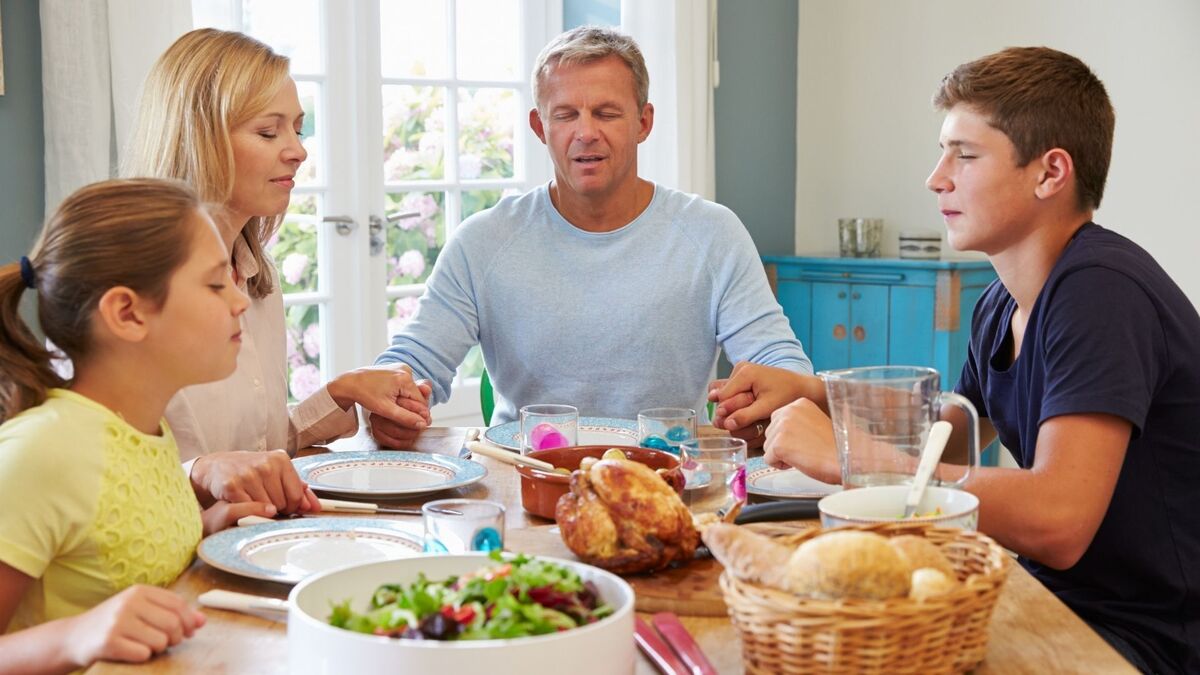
[328, 364, 433, 430]
[707, 362, 825, 442]
[763, 398, 842, 484]
[190, 449, 319, 514]
[65, 585, 205, 667]
[367, 377, 435, 450]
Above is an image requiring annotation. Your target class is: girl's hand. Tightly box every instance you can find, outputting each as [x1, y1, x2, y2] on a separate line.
[65, 585, 205, 667]
[200, 500, 277, 535]
[763, 398, 842, 484]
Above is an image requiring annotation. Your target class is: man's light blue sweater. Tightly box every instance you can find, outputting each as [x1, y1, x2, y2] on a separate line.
[377, 183, 812, 423]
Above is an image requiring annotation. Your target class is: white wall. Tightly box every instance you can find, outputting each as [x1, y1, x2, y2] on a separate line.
[795, 0, 1200, 301]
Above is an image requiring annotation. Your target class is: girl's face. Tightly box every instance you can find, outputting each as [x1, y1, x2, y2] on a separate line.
[227, 78, 308, 223]
[144, 209, 250, 386]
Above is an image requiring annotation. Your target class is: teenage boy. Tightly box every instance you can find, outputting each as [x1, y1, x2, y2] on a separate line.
[710, 47, 1200, 673]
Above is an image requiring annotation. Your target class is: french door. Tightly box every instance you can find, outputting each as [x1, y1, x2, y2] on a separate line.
[194, 0, 559, 424]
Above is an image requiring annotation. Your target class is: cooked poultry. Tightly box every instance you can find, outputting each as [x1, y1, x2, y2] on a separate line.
[556, 456, 699, 574]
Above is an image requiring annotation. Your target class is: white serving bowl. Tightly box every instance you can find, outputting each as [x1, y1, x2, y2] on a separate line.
[288, 553, 635, 675]
[818, 485, 979, 531]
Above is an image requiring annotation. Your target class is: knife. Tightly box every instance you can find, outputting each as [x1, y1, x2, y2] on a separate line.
[317, 497, 426, 515]
[733, 499, 820, 525]
[652, 612, 718, 675]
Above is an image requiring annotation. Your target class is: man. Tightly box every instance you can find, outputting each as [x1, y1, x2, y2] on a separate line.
[370, 26, 811, 447]
[712, 47, 1200, 673]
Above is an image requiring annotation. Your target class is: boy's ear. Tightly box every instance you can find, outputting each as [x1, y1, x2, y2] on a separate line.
[1034, 148, 1075, 201]
[94, 287, 152, 343]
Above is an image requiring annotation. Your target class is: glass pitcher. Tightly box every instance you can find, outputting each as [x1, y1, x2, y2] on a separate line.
[820, 366, 979, 490]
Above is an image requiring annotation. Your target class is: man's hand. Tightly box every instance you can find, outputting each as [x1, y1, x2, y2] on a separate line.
[327, 364, 432, 429]
[367, 379, 434, 449]
[190, 449, 318, 514]
[763, 398, 842, 484]
[708, 362, 824, 435]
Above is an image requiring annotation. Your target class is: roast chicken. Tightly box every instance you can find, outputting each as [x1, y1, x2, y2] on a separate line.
[556, 454, 699, 574]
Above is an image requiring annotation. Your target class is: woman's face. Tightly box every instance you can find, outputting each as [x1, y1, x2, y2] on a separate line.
[227, 79, 308, 223]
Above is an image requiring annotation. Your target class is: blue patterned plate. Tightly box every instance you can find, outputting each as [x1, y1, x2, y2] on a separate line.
[293, 451, 486, 499]
[484, 416, 638, 451]
[198, 517, 422, 584]
[745, 457, 841, 500]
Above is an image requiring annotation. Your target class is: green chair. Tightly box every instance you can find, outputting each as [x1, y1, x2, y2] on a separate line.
[480, 369, 496, 426]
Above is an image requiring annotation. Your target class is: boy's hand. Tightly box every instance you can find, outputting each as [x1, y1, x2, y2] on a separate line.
[763, 398, 842, 484]
[367, 379, 434, 449]
[66, 585, 205, 667]
[708, 362, 822, 433]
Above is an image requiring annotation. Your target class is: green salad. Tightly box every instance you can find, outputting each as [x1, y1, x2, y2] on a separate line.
[328, 551, 614, 641]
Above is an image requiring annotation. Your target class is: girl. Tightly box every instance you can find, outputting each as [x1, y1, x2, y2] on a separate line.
[124, 28, 433, 514]
[0, 179, 273, 673]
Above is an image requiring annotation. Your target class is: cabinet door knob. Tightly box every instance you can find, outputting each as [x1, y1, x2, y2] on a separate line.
[853, 326, 866, 341]
[837, 291, 847, 299]
[851, 292, 861, 300]
[833, 324, 847, 340]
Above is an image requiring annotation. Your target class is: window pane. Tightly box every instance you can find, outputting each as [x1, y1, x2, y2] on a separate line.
[386, 295, 422, 340]
[385, 192, 444, 286]
[295, 80, 321, 186]
[383, 86, 446, 181]
[243, 0, 322, 74]
[462, 188, 519, 220]
[380, 0, 447, 78]
[458, 88, 515, 180]
[456, 0, 519, 81]
[270, 194, 320, 293]
[285, 304, 323, 402]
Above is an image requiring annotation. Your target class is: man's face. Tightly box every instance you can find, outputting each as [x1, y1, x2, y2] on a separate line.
[530, 55, 653, 202]
[926, 105, 1044, 254]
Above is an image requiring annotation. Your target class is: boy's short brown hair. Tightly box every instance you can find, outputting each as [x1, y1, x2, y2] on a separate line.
[934, 47, 1115, 211]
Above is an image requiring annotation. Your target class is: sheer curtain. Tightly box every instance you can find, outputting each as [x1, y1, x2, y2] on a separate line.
[620, 0, 718, 200]
[40, 0, 191, 212]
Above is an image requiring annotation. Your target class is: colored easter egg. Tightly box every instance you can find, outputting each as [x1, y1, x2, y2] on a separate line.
[639, 435, 674, 453]
[471, 527, 503, 552]
[665, 425, 691, 442]
[529, 423, 569, 450]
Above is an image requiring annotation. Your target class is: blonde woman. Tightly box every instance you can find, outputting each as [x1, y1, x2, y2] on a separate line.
[124, 29, 433, 514]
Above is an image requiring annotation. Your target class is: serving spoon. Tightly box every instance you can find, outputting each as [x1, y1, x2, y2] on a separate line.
[903, 420, 953, 519]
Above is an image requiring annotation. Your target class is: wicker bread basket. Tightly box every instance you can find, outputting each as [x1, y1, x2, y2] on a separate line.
[722, 522, 1010, 674]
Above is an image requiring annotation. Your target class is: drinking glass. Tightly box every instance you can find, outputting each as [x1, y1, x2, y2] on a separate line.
[422, 499, 505, 553]
[519, 404, 578, 455]
[679, 437, 747, 517]
[637, 407, 697, 455]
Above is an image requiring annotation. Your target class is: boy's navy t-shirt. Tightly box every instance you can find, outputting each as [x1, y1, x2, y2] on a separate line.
[956, 223, 1200, 674]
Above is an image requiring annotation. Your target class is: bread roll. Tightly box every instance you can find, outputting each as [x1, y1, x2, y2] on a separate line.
[909, 567, 959, 600]
[889, 535, 956, 578]
[785, 531, 911, 600]
[701, 523, 792, 589]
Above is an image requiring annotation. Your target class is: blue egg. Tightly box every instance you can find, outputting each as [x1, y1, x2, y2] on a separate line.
[640, 435, 672, 451]
[471, 527, 503, 552]
[665, 425, 691, 442]
[424, 537, 448, 553]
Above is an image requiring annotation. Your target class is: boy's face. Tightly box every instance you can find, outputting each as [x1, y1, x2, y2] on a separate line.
[926, 105, 1044, 254]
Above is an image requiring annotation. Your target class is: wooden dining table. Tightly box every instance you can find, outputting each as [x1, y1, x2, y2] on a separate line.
[88, 427, 1135, 674]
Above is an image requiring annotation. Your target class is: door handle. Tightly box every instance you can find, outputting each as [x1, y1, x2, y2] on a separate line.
[851, 292, 861, 300]
[853, 326, 866, 341]
[322, 215, 356, 236]
[833, 324, 847, 340]
[368, 211, 422, 256]
[837, 291, 847, 299]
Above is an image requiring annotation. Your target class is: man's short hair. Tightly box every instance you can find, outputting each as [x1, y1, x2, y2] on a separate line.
[934, 47, 1115, 211]
[531, 26, 649, 113]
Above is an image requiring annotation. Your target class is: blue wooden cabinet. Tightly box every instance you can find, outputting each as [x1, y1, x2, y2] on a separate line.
[762, 256, 998, 391]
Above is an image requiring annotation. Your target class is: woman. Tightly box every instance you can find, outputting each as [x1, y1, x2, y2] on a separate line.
[124, 29, 432, 513]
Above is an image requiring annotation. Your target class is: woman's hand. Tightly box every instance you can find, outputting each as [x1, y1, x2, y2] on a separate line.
[763, 398, 842, 484]
[64, 585, 205, 668]
[190, 449, 318, 514]
[327, 364, 433, 429]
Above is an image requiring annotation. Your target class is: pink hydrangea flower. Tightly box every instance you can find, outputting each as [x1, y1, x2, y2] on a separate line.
[302, 323, 321, 359]
[395, 250, 426, 279]
[289, 364, 321, 400]
[281, 252, 309, 285]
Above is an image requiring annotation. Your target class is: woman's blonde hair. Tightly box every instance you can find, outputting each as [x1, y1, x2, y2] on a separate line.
[0, 179, 202, 422]
[124, 28, 291, 299]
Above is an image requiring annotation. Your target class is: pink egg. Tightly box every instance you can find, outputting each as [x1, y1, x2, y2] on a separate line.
[529, 424, 570, 450]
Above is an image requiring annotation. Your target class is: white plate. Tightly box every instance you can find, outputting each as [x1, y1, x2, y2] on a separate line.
[483, 416, 638, 451]
[293, 451, 486, 499]
[745, 457, 840, 500]
[198, 518, 422, 584]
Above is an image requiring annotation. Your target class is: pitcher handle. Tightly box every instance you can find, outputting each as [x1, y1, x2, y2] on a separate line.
[935, 391, 980, 487]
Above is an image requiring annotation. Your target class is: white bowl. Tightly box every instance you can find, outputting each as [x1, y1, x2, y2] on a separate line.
[288, 553, 635, 675]
[818, 485, 979, 530]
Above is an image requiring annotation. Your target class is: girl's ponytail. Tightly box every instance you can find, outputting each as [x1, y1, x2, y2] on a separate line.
[0, 260, 65, 421]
